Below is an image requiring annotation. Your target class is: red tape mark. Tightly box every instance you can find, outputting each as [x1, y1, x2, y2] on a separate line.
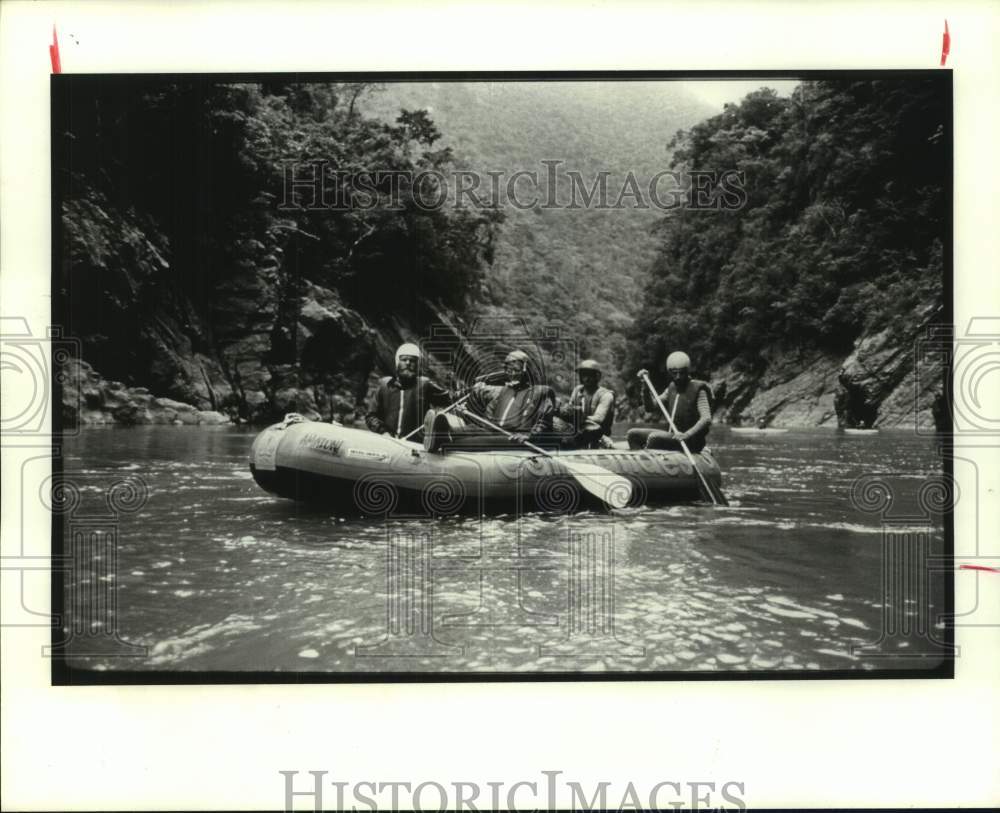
[959, 564, 999, 574]
[50, 24, 61, 74]
[940, 19, 950, 66]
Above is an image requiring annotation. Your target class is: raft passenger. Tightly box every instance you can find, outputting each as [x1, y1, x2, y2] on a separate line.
[628, 351, 712, 452]
[427, 349, 555, 450]
[365, 343, 450, 440]
[555, 359, 616, 449]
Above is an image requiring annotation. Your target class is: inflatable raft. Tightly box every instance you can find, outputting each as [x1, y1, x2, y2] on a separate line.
[249, 418, 723, 515]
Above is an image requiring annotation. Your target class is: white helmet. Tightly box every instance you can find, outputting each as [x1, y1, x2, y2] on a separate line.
[665, 351, 691, 370]
[395, 342, 422, 364]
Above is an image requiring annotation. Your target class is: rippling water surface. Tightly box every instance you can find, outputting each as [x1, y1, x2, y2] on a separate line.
[60, 424, 948, 675]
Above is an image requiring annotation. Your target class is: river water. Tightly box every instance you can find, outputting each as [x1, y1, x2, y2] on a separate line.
[58, 424, 950, 676]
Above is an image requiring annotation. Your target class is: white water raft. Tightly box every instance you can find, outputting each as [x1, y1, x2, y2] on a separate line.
[249, 420, 723, 514]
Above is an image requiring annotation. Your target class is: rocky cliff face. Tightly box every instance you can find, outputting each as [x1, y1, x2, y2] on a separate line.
[60, 359, 231, 427]
[60, 196, 472, 426]
[712, 350, 842, 428]
[711, 300, 946, 430]
[61, 281, 471, 427]
[834, 302, 946, 430]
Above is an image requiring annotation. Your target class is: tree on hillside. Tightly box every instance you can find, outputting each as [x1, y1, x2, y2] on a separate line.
[57, 80, 502, 389]
[628, 79, 947, 378]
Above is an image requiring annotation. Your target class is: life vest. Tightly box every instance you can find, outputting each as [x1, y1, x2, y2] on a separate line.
[569, 384, 615, 435]
[662, 379, 713, 436]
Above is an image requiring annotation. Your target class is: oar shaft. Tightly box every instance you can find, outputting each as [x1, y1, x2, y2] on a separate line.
[400, 392, 472, 441]
[640, 373, 718, 505]
[400, 371, 507, 441]
[457, 410, 548, 456]
[457, 401, 632, 509]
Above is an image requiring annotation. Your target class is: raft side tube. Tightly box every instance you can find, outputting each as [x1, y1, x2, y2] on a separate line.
[249, 421, 720, 512]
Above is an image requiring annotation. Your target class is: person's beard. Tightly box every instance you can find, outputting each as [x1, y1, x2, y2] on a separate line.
[397, 366, 417, 384]
[506, 366, 526, 387]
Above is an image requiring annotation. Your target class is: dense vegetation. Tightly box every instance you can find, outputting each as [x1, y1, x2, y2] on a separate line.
[628, 79, 948, 377]
[57, 80, 501, 385]
[361, 82, 713, 393]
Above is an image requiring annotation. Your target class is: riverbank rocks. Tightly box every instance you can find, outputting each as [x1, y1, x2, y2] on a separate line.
[714, 350, 841, 429]
[835, 301, 945, 430]
[271, 384, 322, 422]
[707, 299, 946, 430]
[60, 359, 232, 426]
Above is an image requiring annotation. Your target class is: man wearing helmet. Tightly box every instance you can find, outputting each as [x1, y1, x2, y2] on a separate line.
[555, 359, 616, 449]
[469, 349, 555, 443]
[426, 349, 555, 450]
[364, 342, 451, 439]
[627, 350, 713, 452]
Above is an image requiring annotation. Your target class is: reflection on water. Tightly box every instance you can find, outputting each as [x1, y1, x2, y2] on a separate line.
[59, 425, 949, 674]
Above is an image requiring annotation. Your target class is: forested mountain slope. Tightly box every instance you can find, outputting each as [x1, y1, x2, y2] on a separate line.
[57, 80, 501, 424]
[361, 82, 715, 393]
[627, 80, 948, 428]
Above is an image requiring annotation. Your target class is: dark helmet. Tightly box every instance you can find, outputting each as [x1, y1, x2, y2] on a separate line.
[576, 359, 602, 374]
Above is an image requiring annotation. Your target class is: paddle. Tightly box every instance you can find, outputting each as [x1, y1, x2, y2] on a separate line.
[457, 410, 632, 509]
[399, 370, 508, 442]
[640, 372, 728, 506]
[400, 393, 471, 442]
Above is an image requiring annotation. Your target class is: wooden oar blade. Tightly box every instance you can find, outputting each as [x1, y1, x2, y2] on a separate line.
[455, 408, 631, 508]
[559, 459, 632, 509]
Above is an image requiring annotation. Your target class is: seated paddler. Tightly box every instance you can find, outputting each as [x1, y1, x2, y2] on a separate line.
[554, 359, 616, 449]
[627, 351, 713, 453]
[364, 342, 451, 440]
[424, 349, 556, 451]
